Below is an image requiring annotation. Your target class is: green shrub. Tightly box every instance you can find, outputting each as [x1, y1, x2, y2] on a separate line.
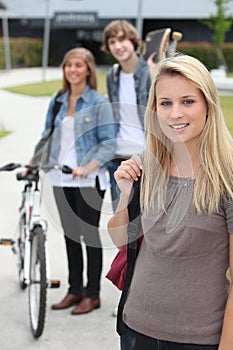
[177, 42, 233, 72]
[0, 38, 232, 72]
[0, 38, 43, 69]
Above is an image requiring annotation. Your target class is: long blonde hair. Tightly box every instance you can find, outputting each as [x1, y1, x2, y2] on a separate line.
[141, 54, 233, 213]
[60, 47, 97, 91]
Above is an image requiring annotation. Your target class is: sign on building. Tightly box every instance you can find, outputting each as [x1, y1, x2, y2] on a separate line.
[53, 12, 99, 28]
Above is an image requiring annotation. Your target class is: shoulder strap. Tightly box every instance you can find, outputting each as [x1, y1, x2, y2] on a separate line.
[50, 89, 63, 131]
[112, 63, 119, 83]
[127, 177, 141, 222]
[117, 177, 142, 335]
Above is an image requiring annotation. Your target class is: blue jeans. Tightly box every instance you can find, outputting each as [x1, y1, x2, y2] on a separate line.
[120, 322, 218, 350]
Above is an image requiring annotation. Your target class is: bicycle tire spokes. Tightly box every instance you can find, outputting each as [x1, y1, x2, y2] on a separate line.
[28, 226, 47, 338]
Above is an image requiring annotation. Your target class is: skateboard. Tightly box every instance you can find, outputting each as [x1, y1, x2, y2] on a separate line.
[167, 31, 183, 56]
[142, 28, 183, 62]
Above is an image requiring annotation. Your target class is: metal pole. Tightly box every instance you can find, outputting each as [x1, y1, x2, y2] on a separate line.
[2, 15, 11, 70]
[42, 0, 50, 81]
[136, 0, 143, 39]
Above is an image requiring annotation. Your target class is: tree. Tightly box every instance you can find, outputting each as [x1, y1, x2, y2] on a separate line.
[200, 0, 233, 70]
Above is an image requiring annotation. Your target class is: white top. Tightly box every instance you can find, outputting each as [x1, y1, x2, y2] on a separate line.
[116, 71, 145, 158]
[47, 116, 109, 190]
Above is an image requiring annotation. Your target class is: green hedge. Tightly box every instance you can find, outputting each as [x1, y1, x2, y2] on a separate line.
[177, 42, 233, 72]
[0, 38, 232, 72]
[0, 37, 43, 69]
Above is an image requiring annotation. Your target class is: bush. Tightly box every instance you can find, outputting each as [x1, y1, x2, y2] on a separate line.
[0, 38, 232, 72]
[0, 38, 43, 69]
[177, 41, 233, 72]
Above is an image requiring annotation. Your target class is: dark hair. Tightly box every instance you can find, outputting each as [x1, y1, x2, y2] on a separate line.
[101, 20, 140, 53]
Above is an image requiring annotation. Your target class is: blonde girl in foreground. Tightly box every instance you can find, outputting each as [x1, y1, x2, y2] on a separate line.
[108, 54, 233, 350]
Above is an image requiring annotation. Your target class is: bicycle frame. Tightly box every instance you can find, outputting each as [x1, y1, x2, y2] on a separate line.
[19, 179, 48, 286]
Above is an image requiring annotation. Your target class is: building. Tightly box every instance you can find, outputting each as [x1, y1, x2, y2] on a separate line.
[1, 0, 233, 65]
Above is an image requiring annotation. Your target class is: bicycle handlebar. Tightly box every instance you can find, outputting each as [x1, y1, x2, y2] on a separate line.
[0, 163, 73, 179]
[0, 163, 21, 171]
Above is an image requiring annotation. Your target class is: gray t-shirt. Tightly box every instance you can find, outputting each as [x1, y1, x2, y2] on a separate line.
[123, 176, 233, 345]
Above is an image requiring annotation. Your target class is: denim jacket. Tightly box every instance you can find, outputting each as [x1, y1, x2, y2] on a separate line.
[106, 54, 151, 131]
[42, 86, 116, 167]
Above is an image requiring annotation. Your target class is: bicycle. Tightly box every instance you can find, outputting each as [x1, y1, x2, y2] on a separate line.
[0, 162, 72, 338]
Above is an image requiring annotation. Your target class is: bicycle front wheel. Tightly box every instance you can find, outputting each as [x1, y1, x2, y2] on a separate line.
[28, 226, 47, 338]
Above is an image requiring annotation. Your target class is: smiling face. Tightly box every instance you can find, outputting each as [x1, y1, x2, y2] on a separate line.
[107, 31, 136, 63]
[156, 74, 208, 150]
[64, 55, 89, 88]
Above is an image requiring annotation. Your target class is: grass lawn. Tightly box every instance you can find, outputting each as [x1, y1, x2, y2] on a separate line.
[0, 130, 10, 138]
[3, 70, 107, 97]
[5, 79, 63, 97]
[219, 96, 233, 135]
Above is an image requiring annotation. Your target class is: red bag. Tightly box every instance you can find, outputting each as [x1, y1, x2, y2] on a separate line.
[105, 235, 143, 291]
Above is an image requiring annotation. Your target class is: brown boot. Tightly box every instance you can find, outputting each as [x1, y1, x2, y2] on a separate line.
[71, 297, 100, 315]
[51, 293, 83, 310]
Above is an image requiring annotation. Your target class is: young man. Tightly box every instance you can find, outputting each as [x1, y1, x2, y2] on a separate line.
[102, 20, 158, 212]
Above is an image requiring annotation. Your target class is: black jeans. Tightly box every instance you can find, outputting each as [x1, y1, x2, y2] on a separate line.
[53, 180, 105, 299]
[120, 322, 218, 350]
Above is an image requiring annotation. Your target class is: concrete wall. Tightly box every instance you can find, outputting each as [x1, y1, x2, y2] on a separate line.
[3, 0, 233, 20]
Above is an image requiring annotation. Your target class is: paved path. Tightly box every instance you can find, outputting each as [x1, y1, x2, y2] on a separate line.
[210, 68, 233, 93]
[0, 68, 121, 350]
[0, 67, 62, 88]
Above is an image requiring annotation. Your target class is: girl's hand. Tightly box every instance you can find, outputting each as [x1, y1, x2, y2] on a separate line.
[114, 155, 142, 196]
[72, 166, 88, 178]
[147, 52, 159, 80]
[72, 160, 99, 179]
[22, 158, 34, 177]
